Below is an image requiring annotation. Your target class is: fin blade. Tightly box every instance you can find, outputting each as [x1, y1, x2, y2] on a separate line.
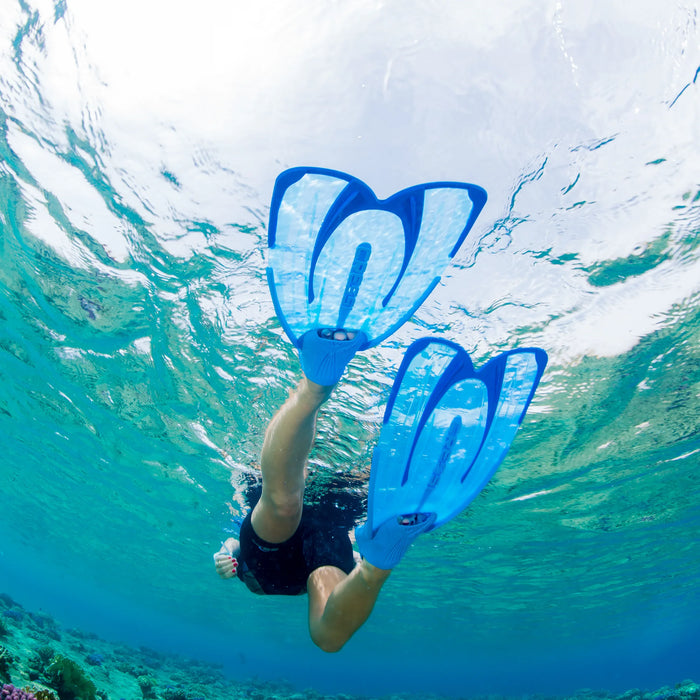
[432, 348, 548, 528]
[267, 168, 487, 349]
[366, 339, 469, 529]
[267, 169, 350, 343]
[366, 339, 547, 534]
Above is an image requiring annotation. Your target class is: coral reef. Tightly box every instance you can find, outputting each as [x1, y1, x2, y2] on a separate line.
[1, 684, 37, 700]
[26, 647, 54, 683]
[0, 589, 698, 700]
[648, 680, 700, 700]
[0, 648, 14, 685]
[31, 691, 57, 700]
[27, 617, 59, 644]
[161, 688, 188, 700]
[136, 674, 158, 699]
[44, 656, 96, 700]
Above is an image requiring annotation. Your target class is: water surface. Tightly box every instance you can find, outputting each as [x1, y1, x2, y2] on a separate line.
[1, 0, 699, 696]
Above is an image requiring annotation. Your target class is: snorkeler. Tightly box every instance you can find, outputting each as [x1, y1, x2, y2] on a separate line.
[214, 334, 393, 653]
[213, 168, 546, 651]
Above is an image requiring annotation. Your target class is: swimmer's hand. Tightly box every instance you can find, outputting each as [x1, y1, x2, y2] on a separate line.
[213, 538, 239, 579]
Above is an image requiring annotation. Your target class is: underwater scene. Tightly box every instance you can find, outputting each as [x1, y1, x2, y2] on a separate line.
[0, 1, 699, 699]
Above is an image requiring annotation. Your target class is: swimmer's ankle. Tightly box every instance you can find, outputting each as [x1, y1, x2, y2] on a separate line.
[359, 556, 394, 579]
[299, 376, 335, 405]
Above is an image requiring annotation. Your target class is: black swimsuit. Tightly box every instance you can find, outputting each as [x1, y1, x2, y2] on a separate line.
[237, 506, 356, 595]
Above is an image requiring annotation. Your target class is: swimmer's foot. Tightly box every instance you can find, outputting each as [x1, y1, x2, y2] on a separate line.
[398, 513, 431, 527]
[318, 328, 357, 342]
[355, 512, 436, 571]
[298, 327, 367, 387]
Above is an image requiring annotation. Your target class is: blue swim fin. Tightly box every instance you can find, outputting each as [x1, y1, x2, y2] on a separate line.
[355, 338, 547, 569]
[266, 167, 487, 385]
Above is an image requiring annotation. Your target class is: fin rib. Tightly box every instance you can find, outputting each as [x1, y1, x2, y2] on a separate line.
[337, 243, 372, 328]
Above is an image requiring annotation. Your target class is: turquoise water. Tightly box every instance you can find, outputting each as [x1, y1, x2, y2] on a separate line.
[1, 0, 699, 697]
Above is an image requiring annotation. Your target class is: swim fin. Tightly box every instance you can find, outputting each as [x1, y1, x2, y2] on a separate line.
[355, 337, 547, 569]
[266, 167, 487, 385]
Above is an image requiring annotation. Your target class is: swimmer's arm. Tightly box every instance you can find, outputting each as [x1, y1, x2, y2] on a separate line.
[219, 538, 238, 556]
[307, 560, 391, 653]
[213, 538, 239, 579]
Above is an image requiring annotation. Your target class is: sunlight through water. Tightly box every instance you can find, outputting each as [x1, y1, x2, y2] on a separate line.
[1, 0, 699, 696]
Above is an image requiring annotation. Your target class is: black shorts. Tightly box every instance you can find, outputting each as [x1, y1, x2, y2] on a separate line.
[237, 506, 355, 596]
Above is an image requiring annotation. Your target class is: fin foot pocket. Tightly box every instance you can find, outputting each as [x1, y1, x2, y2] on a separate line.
[355, 512, 436, 570]
[299, 329, 368, 386]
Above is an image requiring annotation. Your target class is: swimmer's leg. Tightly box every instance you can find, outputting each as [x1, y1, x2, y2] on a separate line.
[306, 560, 391, 653]
[251, 329, 354, 543]
[251, 377, 331, 543]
